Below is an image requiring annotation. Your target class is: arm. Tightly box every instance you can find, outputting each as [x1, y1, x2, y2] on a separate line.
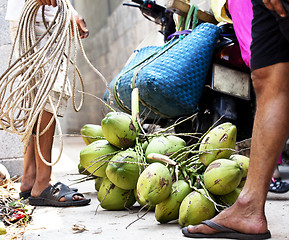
[263, 0, 288, 17]
[36, 0, 89, 38]
[36, 0, 57, 7]
[70, 7, 89, 39]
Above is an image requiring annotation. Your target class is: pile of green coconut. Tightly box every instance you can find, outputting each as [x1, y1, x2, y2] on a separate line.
[78, 89, 249, 227]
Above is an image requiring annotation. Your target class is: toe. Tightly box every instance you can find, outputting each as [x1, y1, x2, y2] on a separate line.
[59, 193, 85, 202]
[72, 195, 84, 201]
[187, 223, 218, 234]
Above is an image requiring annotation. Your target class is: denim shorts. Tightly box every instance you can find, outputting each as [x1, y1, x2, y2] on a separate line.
[251, 0, 289, 70]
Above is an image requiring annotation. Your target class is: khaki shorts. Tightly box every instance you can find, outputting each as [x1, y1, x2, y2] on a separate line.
[9, 20, 72, 117]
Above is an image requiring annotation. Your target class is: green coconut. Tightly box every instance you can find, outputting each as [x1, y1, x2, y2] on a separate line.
[141, 141, 149, 152]
[155, 180, 192, 223]
[145, 135, 186, 164]
[199, 122, 237, 166]
[238, 178, 246, 188]
[178, 189, 216, 227]
[79, 140, 118, 177]
[204, 159, 243, 195]
[97, 177, 136, 210]
[78, 163, 91, 176]
[136, 162, 172, 207]
[233, 154, 248, 188]
[229, 154, 249, 178]
[101, 112, 137, 149]
[134, 188, 155, 210]
[215, 187, 241, 208]
[106, 149, 142, 190]
[94, 177, 103, 191]
[80, 124, 104, 145]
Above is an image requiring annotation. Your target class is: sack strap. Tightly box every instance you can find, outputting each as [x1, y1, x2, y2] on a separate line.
[185, 4, 199, 30]
[177, 4, 199, 31]
[167, 30, 192, 41]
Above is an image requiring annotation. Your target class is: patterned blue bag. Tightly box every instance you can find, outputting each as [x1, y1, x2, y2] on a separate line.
[106, 23, 220, 119]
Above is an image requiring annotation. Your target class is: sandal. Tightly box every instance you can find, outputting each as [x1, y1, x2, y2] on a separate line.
[19, 190, 33, 200]
[28, 182, 90, 207]
[19, 182, 78, 200]
[269, 177, 289, 193]
[182, 220, 271, 239]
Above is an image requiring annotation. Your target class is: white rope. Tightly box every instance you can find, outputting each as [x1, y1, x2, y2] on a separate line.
[0, 0, 112, 166]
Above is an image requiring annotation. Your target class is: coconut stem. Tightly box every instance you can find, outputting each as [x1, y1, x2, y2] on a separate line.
[79, 90, 116, 112]
[95, 184, 113, 214]
[123, 190, 135, 212]
[147, 153, 177, 165]
[134, 136, 148, 174]
[198, 180, 225, 212]
[131, 88, 140, 132]
[126, 204, 151, 229]
[155, 114, 198, 134]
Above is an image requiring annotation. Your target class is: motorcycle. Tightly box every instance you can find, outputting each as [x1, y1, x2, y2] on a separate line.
[117, 0, 255, 141]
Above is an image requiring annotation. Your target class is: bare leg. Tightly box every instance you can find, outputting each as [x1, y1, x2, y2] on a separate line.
[270, 159, 289, 193]
[272, 165, 280, 179]
[30, 110, 83, 201]
[30, 110, 55, 197]
[187, 62, 289, 235]
[20, 137, 36, 193]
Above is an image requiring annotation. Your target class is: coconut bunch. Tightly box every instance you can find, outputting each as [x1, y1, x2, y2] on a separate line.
[78, 110, 189, 210]
[78, 116, 249, 226]
[150, 122, 250, 226]
[78, 90, 250, 227]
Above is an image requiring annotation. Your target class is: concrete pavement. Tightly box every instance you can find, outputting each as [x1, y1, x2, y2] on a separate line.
[23, 137, 289, 240]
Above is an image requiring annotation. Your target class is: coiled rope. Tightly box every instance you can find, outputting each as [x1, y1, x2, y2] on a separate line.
[0, 0, 111, 166]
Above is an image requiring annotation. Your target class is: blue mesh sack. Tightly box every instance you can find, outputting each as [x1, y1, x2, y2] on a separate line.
[106, 23, 220, 119]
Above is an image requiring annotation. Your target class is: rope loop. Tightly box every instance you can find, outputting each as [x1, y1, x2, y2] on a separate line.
[0, 0, 110, 166]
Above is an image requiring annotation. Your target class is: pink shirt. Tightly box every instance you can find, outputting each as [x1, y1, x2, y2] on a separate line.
[228, 0, 253, 68]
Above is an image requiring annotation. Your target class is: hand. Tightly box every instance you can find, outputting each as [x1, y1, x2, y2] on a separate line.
[36, 0, 57, 7]
[35, 0, 89, 39]
[71, 8, 89, 39]
[263, 0, 288, 17]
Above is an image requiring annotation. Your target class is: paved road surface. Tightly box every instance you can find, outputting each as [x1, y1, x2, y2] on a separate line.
[23, 137, 289, 240]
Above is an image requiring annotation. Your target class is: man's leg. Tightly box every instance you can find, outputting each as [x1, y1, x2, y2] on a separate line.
[20, 111, 54, 195]
[186, 62, 289, 235]
[30, 110, 55, 197]
[272, 165, 280, 178]
[20, 137, 36, 193]
[30, 110, 84, 201]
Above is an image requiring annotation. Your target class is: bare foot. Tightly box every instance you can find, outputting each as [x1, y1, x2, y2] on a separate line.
[187, 195, 268, 236]
[20, 176, 35, 193]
